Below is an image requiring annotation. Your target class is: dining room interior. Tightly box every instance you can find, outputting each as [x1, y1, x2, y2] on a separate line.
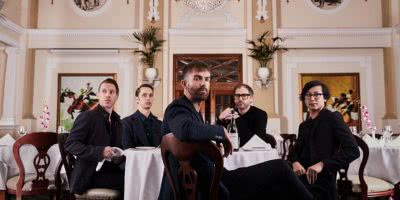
[1, 0, 400, 200]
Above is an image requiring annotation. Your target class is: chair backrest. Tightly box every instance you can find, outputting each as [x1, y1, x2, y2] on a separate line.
[337, 135, 368, 200]
[12, 132, 58, 194]
[56, 132, 76, 200]
[160, 133, 223, 200]
[280, 133, 296, 160]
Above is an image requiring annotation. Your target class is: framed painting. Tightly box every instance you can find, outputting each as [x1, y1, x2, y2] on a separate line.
[57, 73, 116, 131]
[299, 73, 361, 129]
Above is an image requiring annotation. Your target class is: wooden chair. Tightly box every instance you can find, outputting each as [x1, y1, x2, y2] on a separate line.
[6, 132, 58, 200]
[279, 133, 296, 160]
[337, 136, 395, 200]
[160, 133, 223, 200]
[57, 132, 120, 200]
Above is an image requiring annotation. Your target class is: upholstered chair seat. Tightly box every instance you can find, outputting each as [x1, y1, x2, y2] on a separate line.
[348, 175, 394, 193]
[74, 188, 120, 200]
[6, 174, 56, 191]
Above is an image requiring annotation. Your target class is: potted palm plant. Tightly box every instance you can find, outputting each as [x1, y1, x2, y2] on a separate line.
[132, 26, 165, 83]
[247, 31, 287, 84]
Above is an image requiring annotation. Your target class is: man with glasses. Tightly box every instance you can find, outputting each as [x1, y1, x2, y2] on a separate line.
[288, 80, 359, 200]
[217, 84, 276, 147]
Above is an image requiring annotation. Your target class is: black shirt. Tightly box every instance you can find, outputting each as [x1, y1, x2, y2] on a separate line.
[217, 106, 274, 147]
[137, 111, 156, 146]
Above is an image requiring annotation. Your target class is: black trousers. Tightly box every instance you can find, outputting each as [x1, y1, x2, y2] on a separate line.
[222, 159, 314, 200]
[89, 162, 125, 199]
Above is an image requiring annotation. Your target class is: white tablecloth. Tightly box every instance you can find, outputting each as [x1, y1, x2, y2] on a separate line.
[348, 146, 400, 184]
[124, 148, 279, 200]
[0, 144, 61, 190]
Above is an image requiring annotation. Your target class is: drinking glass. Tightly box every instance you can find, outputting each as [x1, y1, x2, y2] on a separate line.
[17, 126, 27, 135]
[57, 126, 66, 133]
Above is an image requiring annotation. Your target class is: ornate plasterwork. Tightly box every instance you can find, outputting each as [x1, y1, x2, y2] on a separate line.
[278, 28, 392, 48]
[182, 0, 227, 13]
[68, 0, 112, 17]
[27, 29, 139, 49]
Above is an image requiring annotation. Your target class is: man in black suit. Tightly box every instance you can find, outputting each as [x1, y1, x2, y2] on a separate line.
[65, 78, 125, 196]
[158, 61, 314, 200]
[217, 84, 276, 148]
[289, 80, 360, 200]
[122, 84, 162, 149]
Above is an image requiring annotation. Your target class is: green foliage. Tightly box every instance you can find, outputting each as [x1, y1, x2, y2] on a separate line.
[132, 26, 165, 67]
[246, 31, 287, 68]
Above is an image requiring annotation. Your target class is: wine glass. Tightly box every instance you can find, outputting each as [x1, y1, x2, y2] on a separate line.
[383, 126, 393, 145]
[57, 126, 66, 133]
[349, 126, 358, 135]
[17, 126, 27, 135]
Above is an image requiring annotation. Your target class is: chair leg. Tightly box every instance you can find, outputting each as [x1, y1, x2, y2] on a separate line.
[0, 191, 5, 200]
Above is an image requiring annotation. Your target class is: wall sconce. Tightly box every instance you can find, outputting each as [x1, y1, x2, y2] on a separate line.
[143, 67, 161, 88]
[148, 0, 160, 23]
[256, 0, 268, 23]
[254, 67, 273, 88]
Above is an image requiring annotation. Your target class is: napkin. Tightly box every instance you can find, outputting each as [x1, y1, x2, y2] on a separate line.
[0, 134, 15, 146]
[242, 135, 272, 151]
[96, 147, 124, 171]
[362, 134, 380, 147]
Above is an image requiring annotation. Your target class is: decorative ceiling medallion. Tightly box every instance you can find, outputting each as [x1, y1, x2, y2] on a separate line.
[0, 0, 4, 11]
[70, 0, 112, 17]
[305, 0, 349, 14]
[73, 0, 107, 11]
[183, 0, 228, 13]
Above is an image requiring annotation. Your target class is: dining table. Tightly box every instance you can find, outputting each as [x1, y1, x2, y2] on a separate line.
[123, 147, 280, 200]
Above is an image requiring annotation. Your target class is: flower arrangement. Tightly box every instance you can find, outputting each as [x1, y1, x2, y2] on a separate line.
[360, 105, 377, 137]
[40, 102, 50, 131]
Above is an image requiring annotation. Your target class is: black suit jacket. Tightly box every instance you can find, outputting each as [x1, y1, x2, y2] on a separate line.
[288, 108, 360, 200]
[158, 96, 227, 200]
[121, 111, 162, 149]
[64, 105, 123, 194]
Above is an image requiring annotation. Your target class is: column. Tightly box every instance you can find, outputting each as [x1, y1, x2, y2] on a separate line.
[0, 47, 19, 126]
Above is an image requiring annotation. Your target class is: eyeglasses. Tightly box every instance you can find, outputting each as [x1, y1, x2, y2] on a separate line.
[305, 93, 324, 99]
[234, 93, 251, 100]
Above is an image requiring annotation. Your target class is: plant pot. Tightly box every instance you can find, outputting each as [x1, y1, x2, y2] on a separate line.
[145, 67, 158, 82]
[257, 67, 270, 84]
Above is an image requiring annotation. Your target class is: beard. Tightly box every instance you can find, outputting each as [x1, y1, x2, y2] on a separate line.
[190, 86, 209, 102]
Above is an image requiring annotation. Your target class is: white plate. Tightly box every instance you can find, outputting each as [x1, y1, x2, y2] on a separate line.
[135, 146, 156, 150]
[241, 147, 270, 151]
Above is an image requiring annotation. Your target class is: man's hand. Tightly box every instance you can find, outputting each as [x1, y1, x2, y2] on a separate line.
[221, 128, 233, 157]
[306, 161, 324, 184]
[218, 108, 239, 121]
[103, 146, 114, 159]
[292, 161, 306, 176]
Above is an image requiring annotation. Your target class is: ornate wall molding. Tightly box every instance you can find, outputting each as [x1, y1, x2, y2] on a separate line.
[0, 15, 24, 46]
[278, 28, 393, 48]
[283, 55, 376, 134]
[37, 50, 137, 130]
[0, 15, 24, 35]
[28, 29, 140, 49]
[169, 28, 246, 49]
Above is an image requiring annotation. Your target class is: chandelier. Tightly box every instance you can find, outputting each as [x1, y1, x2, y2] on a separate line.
[178, 0, 234, 13]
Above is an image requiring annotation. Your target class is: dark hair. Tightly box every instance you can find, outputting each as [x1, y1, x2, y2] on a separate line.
[234, 84, 254, 96]
[98, 78, 119, 95]
[135, 84, 154, 97]
[182, 61, 210, 79]
[300, 80, 330, 101]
